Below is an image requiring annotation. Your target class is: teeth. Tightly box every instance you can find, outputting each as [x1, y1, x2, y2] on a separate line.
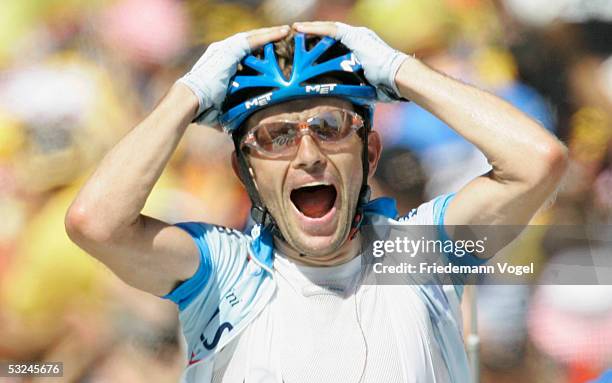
[299, 182, 331, 188]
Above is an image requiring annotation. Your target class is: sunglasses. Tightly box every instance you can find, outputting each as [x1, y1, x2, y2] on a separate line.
[240, 108, 364, 157]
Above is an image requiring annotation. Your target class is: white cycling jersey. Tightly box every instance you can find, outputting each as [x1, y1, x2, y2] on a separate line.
[163, 194, 481, 383]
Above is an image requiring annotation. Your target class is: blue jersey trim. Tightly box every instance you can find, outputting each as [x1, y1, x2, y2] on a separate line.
[433, 193, 454, 228]
[364, 197, 397, 219]
[434, 193, 489, 298]
[435, 194, 489, 267]
[250, 225, 275, 270]
[434, 193, 488, 266]
[162, 222, 213, 310]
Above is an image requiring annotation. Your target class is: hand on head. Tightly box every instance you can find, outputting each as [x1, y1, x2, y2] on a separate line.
[178, 22, 407, 127]
[293, 21, 408, 101]
[177, 25, 291, 124]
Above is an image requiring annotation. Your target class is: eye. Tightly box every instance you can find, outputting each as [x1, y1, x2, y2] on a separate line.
[312, 111, 344, 139]
[255, 122, 298, 152]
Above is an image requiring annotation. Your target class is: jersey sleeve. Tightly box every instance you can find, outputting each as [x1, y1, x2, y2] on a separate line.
[398, 194, 488, 299]
[162, 223, 274, 367]
[162, 222, 249, 311]
[398, 193, 488, 266]
[398, 193, 454, 226]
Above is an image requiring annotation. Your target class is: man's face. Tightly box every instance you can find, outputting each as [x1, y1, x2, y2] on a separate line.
[237, 98, 381, 257]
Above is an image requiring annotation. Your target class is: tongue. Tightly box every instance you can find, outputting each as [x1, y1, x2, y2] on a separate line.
[291, 185, 337, 218]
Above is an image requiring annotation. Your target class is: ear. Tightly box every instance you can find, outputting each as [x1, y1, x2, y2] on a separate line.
[231, 150, 260, 191]
[231, 151, 243, 185]
[366, 130, 383, 179]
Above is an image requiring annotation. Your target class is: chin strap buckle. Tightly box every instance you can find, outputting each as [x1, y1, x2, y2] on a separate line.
[252, 205, 285, 241]
[348, 212, 363, 240]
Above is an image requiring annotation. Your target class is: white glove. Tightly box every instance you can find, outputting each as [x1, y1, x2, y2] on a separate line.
[177, 32, 250, 125]
[334, 23, 408, 101]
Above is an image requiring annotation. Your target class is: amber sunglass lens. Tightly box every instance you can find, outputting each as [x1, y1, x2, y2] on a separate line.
[313, 111, 351, 141]
[255, 122, 297, 153]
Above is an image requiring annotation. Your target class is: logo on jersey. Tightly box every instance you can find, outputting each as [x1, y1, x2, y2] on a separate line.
[201, 322, 234, 350]
[225, 291, 240, 307]
[199, 307, 235, 351]
[245, 92, 273, 109]
[340, 53, 360, 72]
[188, 351, 202, 365]
[305, 84, 337, 94]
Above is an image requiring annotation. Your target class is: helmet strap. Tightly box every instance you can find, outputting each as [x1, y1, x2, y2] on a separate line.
[348, 111, 373, 240]
[232, 133, 285, 239]
[348, 184, 371, 240]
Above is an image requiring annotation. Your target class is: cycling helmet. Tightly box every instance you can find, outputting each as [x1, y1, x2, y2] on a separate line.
[220, 33, 376, 132]
[221, 33, 377, 239]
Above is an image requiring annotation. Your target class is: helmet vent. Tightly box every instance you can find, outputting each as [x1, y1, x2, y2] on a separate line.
[313, 41, 349, 65]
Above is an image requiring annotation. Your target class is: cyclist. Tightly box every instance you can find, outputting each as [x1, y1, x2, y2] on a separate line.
[66, 22, 567, 382]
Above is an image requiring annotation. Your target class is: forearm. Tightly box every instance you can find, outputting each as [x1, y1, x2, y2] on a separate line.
[69, 83, 198, 238]
[395, 57, 565, 185]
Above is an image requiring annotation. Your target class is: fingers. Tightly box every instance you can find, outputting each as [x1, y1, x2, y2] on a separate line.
[243, 22, 345, 51]
[246, 25, 291, 50]
[293, 21, 339, 38]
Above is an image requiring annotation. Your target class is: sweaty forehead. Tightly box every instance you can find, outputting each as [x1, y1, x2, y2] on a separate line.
[244, 98, 354, 129]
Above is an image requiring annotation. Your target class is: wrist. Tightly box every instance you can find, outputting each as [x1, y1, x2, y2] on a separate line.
[394, 55, 427, 99]
[167, 82, 200, 122]
[387, 52, 409, 98]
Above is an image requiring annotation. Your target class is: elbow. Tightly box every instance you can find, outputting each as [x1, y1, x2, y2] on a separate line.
[528, 140, 569, 189]
[65, 204, 114, 245]
[542, 140, 569, 183]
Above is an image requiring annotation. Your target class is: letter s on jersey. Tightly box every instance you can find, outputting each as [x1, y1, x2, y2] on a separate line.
[201, 322, 234, 350]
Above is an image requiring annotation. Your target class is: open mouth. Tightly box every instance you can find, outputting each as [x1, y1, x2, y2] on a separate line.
[290, 184, 338, 218]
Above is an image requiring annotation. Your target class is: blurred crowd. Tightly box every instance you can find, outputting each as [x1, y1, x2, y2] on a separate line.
[0, 0, 610, 382]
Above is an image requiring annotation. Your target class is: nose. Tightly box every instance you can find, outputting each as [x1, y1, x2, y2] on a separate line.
[292, 134, 326, 171]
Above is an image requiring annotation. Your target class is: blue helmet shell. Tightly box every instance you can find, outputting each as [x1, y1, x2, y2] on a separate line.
[219, 33, 377, 133]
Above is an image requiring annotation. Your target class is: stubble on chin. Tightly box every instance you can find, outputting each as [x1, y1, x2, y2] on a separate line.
[279, 207, 353, 258]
